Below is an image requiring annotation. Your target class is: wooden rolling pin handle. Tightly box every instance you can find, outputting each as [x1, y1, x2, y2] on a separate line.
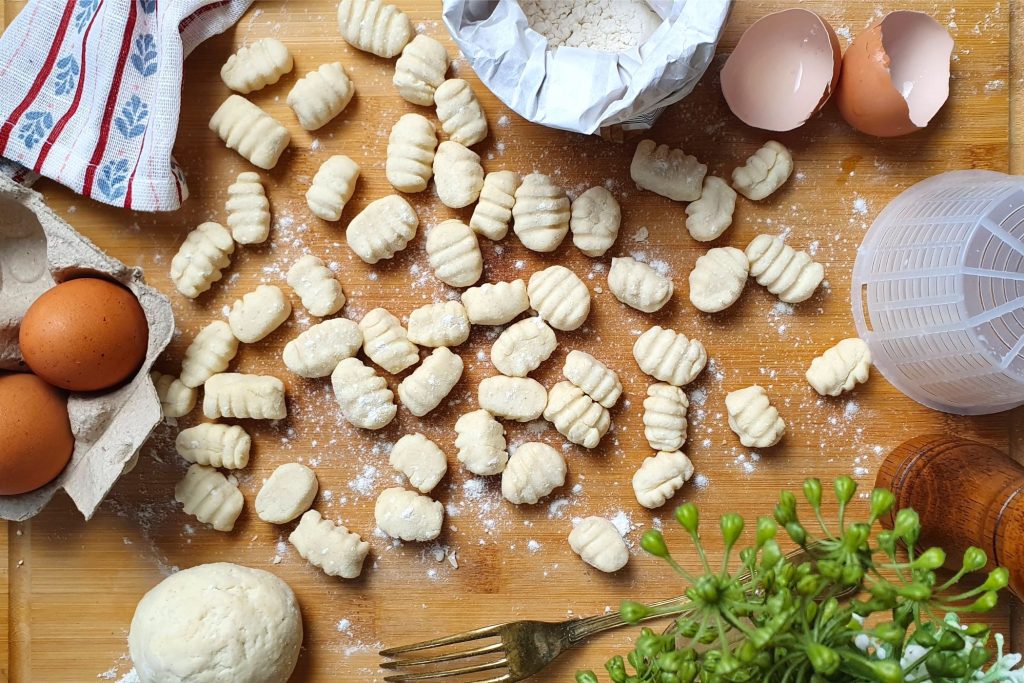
[875, 435, 1024, 599]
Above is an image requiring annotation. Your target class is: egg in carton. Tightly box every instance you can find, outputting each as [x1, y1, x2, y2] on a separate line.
[0, 174, 173, 521]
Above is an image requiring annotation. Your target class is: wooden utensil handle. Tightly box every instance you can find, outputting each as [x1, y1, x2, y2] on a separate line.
[875, 435, 1024, 598]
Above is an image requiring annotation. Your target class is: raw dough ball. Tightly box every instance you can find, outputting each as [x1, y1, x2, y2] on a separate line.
[255, 463, 319, 524]
[129, 562, 302, 683]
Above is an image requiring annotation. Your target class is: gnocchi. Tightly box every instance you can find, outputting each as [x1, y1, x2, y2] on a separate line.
[527, 265, 591, 331]
[562, 350, 622, 409]
[469, 171, 521, 240]
[632, 451, 694, 509]
[175, 423, 251, 470]
[569, 517, 629, 573]
[220, 37, 293, 94]
[512, 173, 570, 252]
[170, 222, 234, 299]
[228, 284, 291, 344]
[433, 141, 484, 209]
[225, 172, 271, 245]
[643, 383, 688, 452]
[331, 357, 398, 430]
[732, 140, 793, 201]
[745, 234, 824, 304]
[630, 139, 706, 202]
[397, 347, 464, 417]
[287, 255, 345, 317]
[393, 34, 449, 106]
[386, 113, 437, 193]
[570, 186, 620, 257]
[346, 194, 419, 264]
[633, 326, 707, 387]
[543, 381, 610, 449]
[478, 375, 547, 422]
[426, 219, 483, 287]
[407, 301, 470, 348]
[389, 433, 448, 493]
[287, 62, 354, 131]
[501, 442, 566, 505]
[461, 280, 529, 326]
[491, 317, 557, 377]
[203, 373, 287, 420]
[209, 94, 290, 170]
[337, 0, 413, 58]
[180, 320, 239, 388]
[806, 338, 871, 397]
[725, 385, 786, 448]
[174, 464, 244, 532]
[374, 487, 444, 542]
[685, 176, 736, 242]
[433, 78, 488, 146]
[289, 509, 370, 579]
[454, 409, 508, 476]
[151, 371, 196, 418]
[255, 463, 319, 524]
[283, 318, 362, 378]
[307, 154, 361, 222]
[608, 256, 674, 313]
[688, 246, 749, 313]
[358, 308, 420, 374]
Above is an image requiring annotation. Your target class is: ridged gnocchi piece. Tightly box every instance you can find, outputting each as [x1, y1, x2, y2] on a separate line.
[209, 94, 290, 170]
[513, 173, 570, 252]
[331, 357, 397, 430]
[433, 141, 484, 209]
[426, 219, 483, 287]
[203, 373, 287, 420]
[375, 487, 444, 541]
[745, 234, 824, 304]
[569, 517, 629, 573]
[346, 194, 419, 264]
[732, 140, 793, 201]
[632, 451, 694, 509]
[228, 284, 291, 344]
[643, 383, 688, 452]
[287, 255, 345, 317]
[174, 464, 244, 532]
[543, 381, 610, 449]
[685, 176, 736, 242]
[393, 34, 449, 105]
[170, 222, 235, 299]
[407, 301, 470, 348]
[398, 347, 464, 417]
[289, 509, 370, 579]
[255, 463, 318, 524]
[469, 171, 520, 240]
[630, 139, 706, 202]
[287, 62, 354, 131]
[501, 442, 566, 504]
[389, 433, 448, 493]
[225, 172, 271, 245]
[562, 350, 621, 408]
[180, 321, 239, 388]
[337, 0, 413, 58]
[175, 423, 251, 470]
[633, 326, 707, 387]
[608, 256, 674, 313]
[433, 78, 488, 146]
[307, 155, 361, 222]
[527, 265, 591, 331]
[151, 371, 196, 418]
[570, 186, 620, 257]
[461, 280, 529, 325]
[726, 385, 785, 448]
[806, 338, 871, 397]
[386, 113, 437, 193]
[491, 317, 557, 377]
[688, 246, 749, 313]
[478, 375, 547, 422]
[283, 318, 362, 378]
[358, 308, 420, 374]
[454, 409, 508, 475]
[220, 38, 293, 94]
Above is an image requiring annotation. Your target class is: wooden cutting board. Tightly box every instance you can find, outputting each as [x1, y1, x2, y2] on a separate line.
[2, 1, 1022, 681]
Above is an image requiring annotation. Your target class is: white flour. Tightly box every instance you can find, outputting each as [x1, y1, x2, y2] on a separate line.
[518, 0, 661, 52]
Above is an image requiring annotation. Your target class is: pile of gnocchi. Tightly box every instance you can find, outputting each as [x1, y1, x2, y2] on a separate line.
[158, 0, 875, 577]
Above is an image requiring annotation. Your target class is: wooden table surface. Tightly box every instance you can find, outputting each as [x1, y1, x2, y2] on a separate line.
[3, 0, 1023, 681]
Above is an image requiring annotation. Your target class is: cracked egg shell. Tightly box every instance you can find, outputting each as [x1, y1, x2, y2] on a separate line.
[721, 9, 841, 132]
[836, 11, 953, 137]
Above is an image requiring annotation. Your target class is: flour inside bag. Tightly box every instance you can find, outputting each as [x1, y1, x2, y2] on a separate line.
[442, 0, 732, 136]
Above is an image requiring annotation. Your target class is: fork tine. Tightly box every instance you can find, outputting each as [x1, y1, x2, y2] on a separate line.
[382, 658, 508, 682]
[380, 625, 504, 657]
[380, 642, 505, 669]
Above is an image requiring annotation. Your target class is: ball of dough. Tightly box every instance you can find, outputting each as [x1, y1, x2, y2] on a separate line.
[129, 563, 302, 683]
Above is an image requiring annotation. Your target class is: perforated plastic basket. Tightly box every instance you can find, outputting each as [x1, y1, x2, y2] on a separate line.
[852, 170, 1024, 415]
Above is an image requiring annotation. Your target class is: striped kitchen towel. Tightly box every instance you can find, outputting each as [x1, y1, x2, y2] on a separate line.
[0, 0, 254, 212]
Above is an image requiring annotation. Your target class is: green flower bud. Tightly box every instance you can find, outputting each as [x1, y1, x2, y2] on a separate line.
[962, 546, 988, 572]
[775, 491, 797, 525]
[803, 478, 823, 508]
[657, 673, 679, 683]
[807, 644, 840, 675]
[969, 646, 992, 669]
[834, 476, 857, 505]
[926, 652, 968, 678]
[964, 623, 990, 638]
[841, 564, 865, 586]
[894, 602, 915, 629]
[817, 559, 841, 580]
[981, 567, 1010, 591]
[785, 521, 807, 546]
[761, 539, 782, 568]
[897, 582, 932, 601]
[797, 574, 822, 596]
[870, 487, 896, 521]
[641, 529, 670, 559]
[605, 656, 627, 683]
[969, 591, 999, 612]
[870, 660, 905, 683]
[748, 626, 773, 649]
[736, 641, 758, 664]
[875, 622, 906, 644]
[620, 600, 649, 624]
[576, 671, 600, 683]
[656, 650, 689, 673]
[893, 508, 920, 539]
[676, 661, 697, 683]
[845, 523, 871, 549]
[877, 530, 898, 555]
[674, 503, 699, 534]
[694, 576, 720, 603]
[938, 629, 965, 652]
[627, 650, 644, 675]
[913, 547, 946, 570]
[756, 516, 777, 546]
[912, 623, 938, 647]
[720, 512, 744, 547]
[637, 631, 664, 659]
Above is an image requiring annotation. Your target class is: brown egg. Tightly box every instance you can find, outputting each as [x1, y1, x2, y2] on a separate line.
[0, 373, 75, 495]
[19, 277, 149, 392]
[836, 11, 953, 137]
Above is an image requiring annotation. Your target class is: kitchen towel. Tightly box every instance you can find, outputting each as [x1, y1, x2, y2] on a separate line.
[0, 0, 254, 212]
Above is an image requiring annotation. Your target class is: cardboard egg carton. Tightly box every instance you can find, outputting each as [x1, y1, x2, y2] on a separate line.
[0, 174, 174, 521]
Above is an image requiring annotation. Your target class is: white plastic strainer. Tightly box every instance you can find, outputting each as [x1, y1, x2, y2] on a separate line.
[852, 170, 1024, 415]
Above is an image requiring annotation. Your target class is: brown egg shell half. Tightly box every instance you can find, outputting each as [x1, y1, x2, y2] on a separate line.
[720, 8, 841, 132]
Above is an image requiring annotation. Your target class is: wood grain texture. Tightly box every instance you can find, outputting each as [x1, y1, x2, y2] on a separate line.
[2, 1, 1020, 681]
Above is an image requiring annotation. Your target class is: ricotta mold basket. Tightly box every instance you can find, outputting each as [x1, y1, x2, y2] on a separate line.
[0, 174, 174, 521]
